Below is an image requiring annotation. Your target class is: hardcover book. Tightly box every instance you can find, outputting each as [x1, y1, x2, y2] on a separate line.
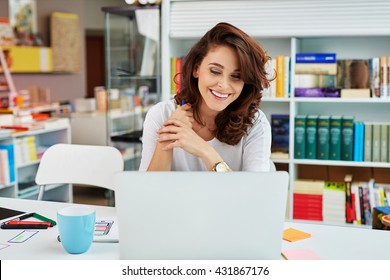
[295, 63, 337, 75]
[341, 116, 355, 161]
[329, 116, 342, 160]
[271, 114, 289, 154]
[295, 74, 336, 88]
[369, 57, 380, 98]
[305, 115, 318, 159]
[380, 124, 388, 162]
[295, 53, 336, 64]
[294, 115, 306, 159]
[317, 116, 330, 160]
[372, 123, 381, 162]
[364, 122, 372, 161]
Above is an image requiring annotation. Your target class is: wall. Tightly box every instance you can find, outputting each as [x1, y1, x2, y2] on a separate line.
[85, 0, 125, 31]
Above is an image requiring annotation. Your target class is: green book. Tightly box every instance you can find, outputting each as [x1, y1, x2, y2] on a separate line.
[317, 116, 330, 160]
[305, 115, 318, 159]
[294, 115, 306, 159]
[372, 123, 381, 162]
[341, 116, 355, 161]
[329, 116, 342, 160]
[380, 124, 388, 162]
[364, 122, 372, 162]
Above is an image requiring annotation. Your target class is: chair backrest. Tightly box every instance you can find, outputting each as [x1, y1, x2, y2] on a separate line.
[269, 160, 276, 171]
[35, 143, 124, 200]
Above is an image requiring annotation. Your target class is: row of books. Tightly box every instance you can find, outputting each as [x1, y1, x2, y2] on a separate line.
[271, 114, 289, 158]
[294, 53, 390, 99]
[293, 178, 390, 225]
[170, 56, 183, 95]
[263, 56, 291, 98]
[294, 115, 390, 163]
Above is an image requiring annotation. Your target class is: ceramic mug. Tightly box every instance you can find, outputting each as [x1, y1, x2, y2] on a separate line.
[57, 205, 96, 254]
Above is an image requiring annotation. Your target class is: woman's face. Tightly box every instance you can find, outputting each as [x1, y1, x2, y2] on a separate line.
[193, 45, 244, 113]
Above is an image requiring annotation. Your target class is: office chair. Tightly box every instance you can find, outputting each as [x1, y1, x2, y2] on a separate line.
[35, 143, 124, 205]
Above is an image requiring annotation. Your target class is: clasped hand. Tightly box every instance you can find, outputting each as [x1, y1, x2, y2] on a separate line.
[157, 103, 207, 157]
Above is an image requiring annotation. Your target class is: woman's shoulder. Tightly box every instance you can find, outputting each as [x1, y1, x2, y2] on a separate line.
[146, 99, 176, 115]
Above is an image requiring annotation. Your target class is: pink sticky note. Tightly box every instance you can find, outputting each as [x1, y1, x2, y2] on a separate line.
[281, 249, 321, 260]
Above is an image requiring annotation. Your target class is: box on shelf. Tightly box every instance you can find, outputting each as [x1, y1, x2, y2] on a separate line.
[0, 46, 53, 73]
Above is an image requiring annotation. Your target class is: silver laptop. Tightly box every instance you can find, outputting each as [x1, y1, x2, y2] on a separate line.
[114, 171, 289, 260]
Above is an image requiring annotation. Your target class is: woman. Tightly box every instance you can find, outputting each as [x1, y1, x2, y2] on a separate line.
[139, 22, 272, 171]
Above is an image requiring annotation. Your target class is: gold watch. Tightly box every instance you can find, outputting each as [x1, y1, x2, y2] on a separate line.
[212, 161, 232, 172]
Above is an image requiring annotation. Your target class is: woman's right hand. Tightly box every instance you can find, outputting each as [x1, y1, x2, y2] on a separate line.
[167, 103, 194, 128]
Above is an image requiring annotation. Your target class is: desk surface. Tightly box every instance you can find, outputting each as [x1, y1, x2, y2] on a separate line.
[0, 197, 389, 260]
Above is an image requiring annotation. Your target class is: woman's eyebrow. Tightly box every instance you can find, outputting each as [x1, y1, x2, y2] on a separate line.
[208, 62, 240, 72]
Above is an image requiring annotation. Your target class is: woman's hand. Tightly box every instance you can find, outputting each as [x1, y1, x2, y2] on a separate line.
[167, 103, 194, 128]
[157, 119, 208, 158]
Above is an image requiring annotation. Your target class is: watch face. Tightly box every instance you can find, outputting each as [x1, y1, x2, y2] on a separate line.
[215, 162, 230, 172]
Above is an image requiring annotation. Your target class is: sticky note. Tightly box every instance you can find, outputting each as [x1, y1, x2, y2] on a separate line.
[282, 249, 321, 260]
[8, 230, 39, 243]
[283, 227, 311, 242]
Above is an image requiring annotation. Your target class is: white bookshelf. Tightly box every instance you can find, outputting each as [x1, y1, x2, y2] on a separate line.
[0, 119, 72, 202]
[161, 0, 390, 224]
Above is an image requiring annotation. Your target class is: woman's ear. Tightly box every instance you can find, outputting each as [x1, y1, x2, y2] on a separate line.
[193, 65, 199, 78]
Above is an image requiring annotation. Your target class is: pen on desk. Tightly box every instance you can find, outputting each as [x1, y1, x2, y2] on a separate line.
[7, 221, 52, 227]
[32, 213, 56, 226]
[13, 213, 34, 221]
[1, 224, 49, 229]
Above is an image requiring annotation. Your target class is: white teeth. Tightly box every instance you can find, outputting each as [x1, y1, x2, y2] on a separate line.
[211, 90, 228, 98]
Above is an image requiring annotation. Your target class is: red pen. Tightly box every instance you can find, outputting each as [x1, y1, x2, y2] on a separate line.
[7, 220, 52, 227]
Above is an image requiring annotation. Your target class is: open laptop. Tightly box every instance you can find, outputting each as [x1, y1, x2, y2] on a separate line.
[114, 171, 289, 260]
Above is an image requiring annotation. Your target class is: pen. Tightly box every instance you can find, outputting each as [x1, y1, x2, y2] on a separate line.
[7, 221, 52, 227]
[13, 213, 34, 221]
[32, 213, 56, 226]
[181, 100, 185, 106]
[1, 224, 49, 229]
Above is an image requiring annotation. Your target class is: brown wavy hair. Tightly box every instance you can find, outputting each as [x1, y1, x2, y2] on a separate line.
[174, 22, 272, 145]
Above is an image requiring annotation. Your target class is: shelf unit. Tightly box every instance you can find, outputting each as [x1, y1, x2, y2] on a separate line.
[101, 5, 161, 170]
[0, 119, 72, 202]
[161, 0, 390, 224]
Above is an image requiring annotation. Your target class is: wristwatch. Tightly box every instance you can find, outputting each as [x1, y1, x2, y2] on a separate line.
[212, 161, 232, 172]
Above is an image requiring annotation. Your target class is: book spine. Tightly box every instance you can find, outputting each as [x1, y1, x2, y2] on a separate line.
[329, 116, 342, 160]
[170, 57, 177, 95]
[295, 53, 336, 63]
[275, 55, 285, 98]
[353, 122, 360, 162]
[294, 87, 325, 97]
[369, 57, 380, 98]
[379, 56, 388, 98]
[380, 123, 388, 162]
[364, 122, 372, 161]
[344, 174, 353, 223]
[295, 63, 337, 75]
[317, 115, 330, 160]
[387, 56, 390, 97]
[294, 115, 306, 159]
[284, 56, 290, 97]
[372, 123, 381, 162]
[305, 115, 318, 159]
[341, 116, 354, 161]
[358, 186, 366, 225]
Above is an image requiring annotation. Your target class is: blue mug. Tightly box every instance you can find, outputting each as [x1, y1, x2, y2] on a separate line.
[57, 205, 96, 254]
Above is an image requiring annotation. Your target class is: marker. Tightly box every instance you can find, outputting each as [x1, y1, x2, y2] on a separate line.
[1, 224, 49, 229]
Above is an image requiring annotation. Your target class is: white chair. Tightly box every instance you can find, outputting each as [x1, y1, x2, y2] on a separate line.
[35, 143, 124, 204]
[269, 160, 276, 172]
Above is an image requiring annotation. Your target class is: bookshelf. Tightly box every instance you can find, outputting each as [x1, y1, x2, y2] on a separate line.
[0, 119, 72, 202]
[162, 0, 390, 225]
[101, 5, 161, 170]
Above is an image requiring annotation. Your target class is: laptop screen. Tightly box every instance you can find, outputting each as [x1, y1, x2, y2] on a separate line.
[115, 171, 289, 260]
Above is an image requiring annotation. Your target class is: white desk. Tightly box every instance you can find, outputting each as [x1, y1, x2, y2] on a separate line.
[1, 197, 389, 260]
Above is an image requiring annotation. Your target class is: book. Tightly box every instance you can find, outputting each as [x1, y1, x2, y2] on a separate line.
[369, 57, 380, 98]
[294, 115, 306, 159]
[340, 88, 370, 98]
[364, 122, 372, 161]
[271, 114, 289, 154]
[0, 143, 15, 183]
[317, 116, 330, 160]
[295, 53, 336, 64]
[329, 115, 342, 160]
[294, 74, 336, 88]
[275, 55, 285, 98]
[295, 63, 337, 75]
[344, 174, 354, 224]
[380, 123, 388, 162]
[341, 116, 354, 161]
[372, 123, 381, 162]
[305, 115, 318, 159]
[379, 56, 388, 98]
[294, 87, 340, 98]
[353, 122, 364, 162]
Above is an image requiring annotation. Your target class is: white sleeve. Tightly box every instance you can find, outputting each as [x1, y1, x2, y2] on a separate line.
[138, 101, 176, 171]
[242, 110, 272, 171]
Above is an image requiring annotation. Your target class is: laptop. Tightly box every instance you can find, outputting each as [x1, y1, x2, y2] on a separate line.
[114, 171, 289, 260]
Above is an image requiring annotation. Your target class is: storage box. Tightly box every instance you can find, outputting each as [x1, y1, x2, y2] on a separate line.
[372, 206, 390, 230]
[1, 46, 53, 72]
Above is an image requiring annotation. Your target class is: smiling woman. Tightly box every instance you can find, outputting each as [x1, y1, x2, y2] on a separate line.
[139, 22, 273, 172]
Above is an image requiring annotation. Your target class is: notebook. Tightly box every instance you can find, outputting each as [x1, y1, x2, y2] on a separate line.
[114, 171, 289, 260]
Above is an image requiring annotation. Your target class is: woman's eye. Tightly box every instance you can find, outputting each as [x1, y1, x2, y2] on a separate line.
[210, 69, 221, 75]
[231, 75, 241, 80]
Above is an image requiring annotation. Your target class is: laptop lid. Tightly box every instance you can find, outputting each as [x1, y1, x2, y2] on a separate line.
[115, 171, 289, 260]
